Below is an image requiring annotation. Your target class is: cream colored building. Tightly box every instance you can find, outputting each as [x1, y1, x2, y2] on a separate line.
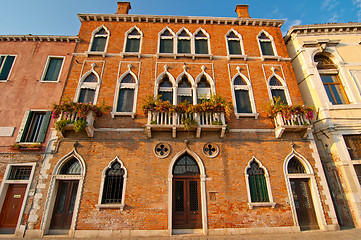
[285, 23, 361, 228]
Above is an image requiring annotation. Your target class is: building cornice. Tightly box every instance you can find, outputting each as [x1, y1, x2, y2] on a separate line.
[0, 35, 80, 43]
[77, 13, 284, 28]
[284, 22, 361, 43]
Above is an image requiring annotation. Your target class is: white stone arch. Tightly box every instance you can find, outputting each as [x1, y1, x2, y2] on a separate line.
[41, 149, 86, 236]
[123, 25, 143, 53]
[176, 69, 195, 104]
[167, 148, 207, 235]
[245, 157, 275, 209]
[225, 28, 245, 56]
[283, 149, 328, 230]
[267, 71, 292, 105]
[112, 67, 139, 117]
[231, 68, 257, 116]
[257, 30, 278, 57]
[96, 157, 128, 211]
[74, 66, 101, 104]
[157, 26, 176, 54]
[88, 25, 110, 55]
[195, 66, 215, 103]
[155, 68, 177, 104]
[193, 28, 211, 55]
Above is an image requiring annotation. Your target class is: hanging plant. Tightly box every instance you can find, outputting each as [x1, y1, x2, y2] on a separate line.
[265, 97, 314, 121]
[73, 119, 87, 132]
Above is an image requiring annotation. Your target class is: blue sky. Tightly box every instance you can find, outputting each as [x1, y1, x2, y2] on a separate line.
[0, 0, 360, 36]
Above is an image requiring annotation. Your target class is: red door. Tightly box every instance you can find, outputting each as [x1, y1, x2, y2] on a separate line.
[0, 184, 27, 232]
[290, 178, 319, 230]
[173, 177, 202, 229]
[50, 181, 79, 229]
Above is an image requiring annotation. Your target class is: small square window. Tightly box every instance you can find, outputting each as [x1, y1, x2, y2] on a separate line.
[8, 166, 32, 180]
[42, 57, 63, 82]
[0, 55, 15, 81]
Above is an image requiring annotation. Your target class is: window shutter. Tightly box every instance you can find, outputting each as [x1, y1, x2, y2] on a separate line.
[37, 111, 51, 143]
[15, 110, 32, 142]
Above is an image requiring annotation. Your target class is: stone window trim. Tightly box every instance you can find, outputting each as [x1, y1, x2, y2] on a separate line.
[157, 26, 176, 55]
[112, 67, 139, 118]
[230, 68, 258, 119]
[40, 56, 65, 82]
[193, 28, 211, 55]
[96, 157, 127, 211]
[74, 66, 101, 105]
[0, 54, 16, 82]
[257, 30, 279, 61]
[176, 70, 196, 104]
[267, 71, 292, 105]
[195, 67, 216, 103]
[225, 29, 247, 60]
[121, 26, 143, 57]
[155, 69, 177, 105]
[245, 157, 276, 209]
[86, 25, 110, 57]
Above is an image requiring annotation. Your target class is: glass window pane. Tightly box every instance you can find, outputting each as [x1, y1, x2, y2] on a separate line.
[235, 90, 252, 113]
[159, 77, 172, 87]
[23, 112, 45, 142]
[91, 37, 106, 52]
[44, 58, 63, 81]
[344, 135, 361, 160]
[121, 74, 135, 83]
[330, 84, 348, 104]
[195, 39, 208, 54]
[234, 76, 246, 85]
[79, 89, 95, 104]
[260, 41, 274, 56]
[271, 89, 287, 104]
[354, 165, 361, 185]
[160, 39, 173, 53]
[178, 96, 192, 104]
[117, 88, 134, 112]
[320, 75, 337, 84]
[228, 40, 242, 55]
[159, 91, 173, 103]
[178, 40, 191, 53]
[0, 56, 15, 80]
[125, 39, 140, 52]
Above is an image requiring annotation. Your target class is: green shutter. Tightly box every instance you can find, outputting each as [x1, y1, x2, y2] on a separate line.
[0, 55, 15, 80]
[16, 110, 32, 142]
[38, 111, 51, 143]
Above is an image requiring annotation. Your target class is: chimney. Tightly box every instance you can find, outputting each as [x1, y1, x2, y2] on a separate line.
[116, 2, 131, 14]
[235, 5, 250, 18]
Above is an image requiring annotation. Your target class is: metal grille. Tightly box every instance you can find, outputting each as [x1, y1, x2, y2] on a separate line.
[8, 166, 32, 180]
[344, 135, 361, 160]
[175, 181, 184, 211]
[173, 154, 200, 175]
[288, 157, 306, 174]
[189, 181, 199, 211]
[102, 162, 125, 204]
[60, 158, 81, 175]
[247, 161, 269, 202]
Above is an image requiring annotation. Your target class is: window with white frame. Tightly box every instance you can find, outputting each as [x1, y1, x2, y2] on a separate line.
[226, 30, 243, 55]
[196, 75, 211, 104]
[78, 73, 98, 104]
[343, 135, 361, 185]
[246, 160, 270, 203]
[0, 55, 15, 81]
[41, 57, 64, 82]
[177, 29, 191, 54]
[177, 75, 193, 104]
[269, 76, 288, 104]
[158, 75, 174, 103]
[194, 29, 209, 54]
[16, 110, 51, 143]
[90, 26, 109, 52]
[124, 27, 142, 53]
[258, 31, 275, 56]
[159, 28, 175, 54]
[115, 73, 136, 113]
[232, 75, 253, 113]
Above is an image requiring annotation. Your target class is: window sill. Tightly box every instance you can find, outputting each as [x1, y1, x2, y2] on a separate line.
[0, 80, 9, 82]
[111, 112, 136, 119]
[261, 55, 281, 61]
[121, 52, 141, 58]
[235, 113, 259, 119]
[248, 202, 276, 209]
[40, 80, 60, 83]
[227, 54, 248, 60]
[157, 53, 213, 60]
[85, 51, 106, 57]
[95, 204, 125, 211]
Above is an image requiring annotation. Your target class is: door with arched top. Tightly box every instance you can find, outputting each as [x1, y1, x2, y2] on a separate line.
[172, 153, 202, 229]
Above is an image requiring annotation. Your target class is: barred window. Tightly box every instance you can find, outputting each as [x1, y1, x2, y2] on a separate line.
[102, 161, 125, 204]
[247, 160, 269, 202]
[8, 166, 32, 180]
[173, 153, 199, 176]
[60, 158, 81, 175]
[344, 135, 361, 160]
[287, 157, 306, 174]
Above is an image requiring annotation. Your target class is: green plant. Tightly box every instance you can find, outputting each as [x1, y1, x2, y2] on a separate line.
[55, 119, 71, 133]
[73, 119, 87, 132]
[150, 120, 157, 124]
[9, 143, 21, 151]
[212, 120, 223, 125]
[141, 95, 161, 113]
[181, 117, 198, 130]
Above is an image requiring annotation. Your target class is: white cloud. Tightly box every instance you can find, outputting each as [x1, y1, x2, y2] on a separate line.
[321, 0, 340, 11]
[328, 13, 339, 22]
[282, 19, 302, 35]
[353, 0, 361, 21]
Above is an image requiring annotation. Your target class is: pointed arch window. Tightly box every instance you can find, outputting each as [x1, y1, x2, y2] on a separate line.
[226, 30, 243, 55]
[194, 29, 209, 54]
[196, 75, 211, 103]
[89, 26, 109, 52]
[258, 32, 275, 56]
[159, 28, 175, 54]
[287, 157, 306, 174]
[158, 75, 174, 103]
[125, 27, 142, 53]
[173, 153, 200, 175]
[314, 54, 349, 105]
[233, 75, 253, 114]
[177, 29, 191, 54]
[177, 75, 193, 104]
[115, 73, 137, 113]
[78, 73, 99, 104]
[269, 76, 288, 104]
[247, 160, 269, 202]
[60, 157, 82, 175]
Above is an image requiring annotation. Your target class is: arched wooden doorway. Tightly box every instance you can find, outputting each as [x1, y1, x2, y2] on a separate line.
[172, 153, 202, 229]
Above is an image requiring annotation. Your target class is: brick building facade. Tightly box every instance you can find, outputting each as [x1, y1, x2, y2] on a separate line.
[1, 2, 338, 238]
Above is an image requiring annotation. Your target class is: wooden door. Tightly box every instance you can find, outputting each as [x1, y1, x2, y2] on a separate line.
[290, 178, 319, 230]
[0, 184, 27, 231]
[173, 177, 201, 229]
[50, 180, 79, 230]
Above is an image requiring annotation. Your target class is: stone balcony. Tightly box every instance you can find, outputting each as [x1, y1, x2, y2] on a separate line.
[274, 112, 311, 139]
[56, 110, 95, 138]
[145, 111, 227, 138]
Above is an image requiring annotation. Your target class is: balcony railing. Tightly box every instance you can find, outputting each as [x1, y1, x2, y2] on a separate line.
[274, 112, 311, 139]
[56, 110, 95, 138]
[145, 110, 227, 138]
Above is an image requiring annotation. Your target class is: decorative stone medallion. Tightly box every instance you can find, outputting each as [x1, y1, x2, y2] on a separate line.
[203, 143, 219, 158]
[154, 142, 171, 158]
